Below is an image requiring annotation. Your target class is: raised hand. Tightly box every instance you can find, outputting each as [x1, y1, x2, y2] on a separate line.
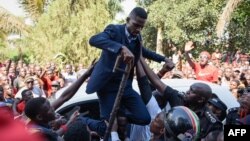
[184, 41, 195, 52]
[68, 109, 80, 124]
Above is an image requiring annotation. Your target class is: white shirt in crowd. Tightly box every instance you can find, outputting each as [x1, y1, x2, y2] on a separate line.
[62, 72, 78, 86]
[130, 96, 161, 141]
[15, 86, 46, 99]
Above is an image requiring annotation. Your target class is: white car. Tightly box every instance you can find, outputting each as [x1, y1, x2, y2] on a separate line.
[56, 79, 239, 117]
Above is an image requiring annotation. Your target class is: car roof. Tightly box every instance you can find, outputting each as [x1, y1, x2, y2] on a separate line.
[56, 79, 239, 112]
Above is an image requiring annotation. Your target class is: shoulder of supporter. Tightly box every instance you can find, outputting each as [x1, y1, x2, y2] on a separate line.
[15, 87, 26, 99]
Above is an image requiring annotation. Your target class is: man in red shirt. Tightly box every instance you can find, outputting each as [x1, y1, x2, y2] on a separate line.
[184, 41, 218, 83]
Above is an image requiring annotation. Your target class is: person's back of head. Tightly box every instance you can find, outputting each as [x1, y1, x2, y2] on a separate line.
[164, 106, 200, 141]
[21, 89, 33, 99]
[24, 97, 47, 121]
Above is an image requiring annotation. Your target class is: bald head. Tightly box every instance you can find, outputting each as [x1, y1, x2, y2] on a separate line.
[191, 83, 212, 101]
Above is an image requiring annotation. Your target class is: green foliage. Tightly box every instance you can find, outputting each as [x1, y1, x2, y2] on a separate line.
[2, 0, 248, 65]
[0, 33, 6, 48]
[141, 22, 157, 51]
[108, 0, 123, 19]
[18, 0, 113, 66]
[0, 6, 29, 35]
[0, 46, 20, 61]
[142, 0, 226, 53]
[227, 0, 250, 53]
[19, 0, 48, 21]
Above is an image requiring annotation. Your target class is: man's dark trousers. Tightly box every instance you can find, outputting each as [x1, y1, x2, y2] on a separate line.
[97, 78, 151, 125]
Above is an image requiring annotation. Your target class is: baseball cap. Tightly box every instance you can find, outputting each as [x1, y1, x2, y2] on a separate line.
[24, 77, 34, 83]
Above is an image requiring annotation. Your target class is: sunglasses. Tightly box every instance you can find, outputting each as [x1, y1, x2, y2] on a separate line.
[199, 55, 208, 59]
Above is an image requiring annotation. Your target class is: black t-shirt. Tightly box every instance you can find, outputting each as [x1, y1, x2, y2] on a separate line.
[163, 86, 223, 138]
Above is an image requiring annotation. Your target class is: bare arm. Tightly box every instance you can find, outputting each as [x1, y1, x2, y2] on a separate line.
[184, 41, 195, 69]
[140, 58, 166, 94]
[52, 61, 96, 110]
[136, 61, 153, 104]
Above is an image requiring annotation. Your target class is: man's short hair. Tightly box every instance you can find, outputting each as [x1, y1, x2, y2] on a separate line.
[21, 89, 30, 97]
[129, 7, 147, 19]
[24, 97, 47, 120]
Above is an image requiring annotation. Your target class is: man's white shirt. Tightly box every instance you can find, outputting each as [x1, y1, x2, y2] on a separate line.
[130, 96, 161, 141]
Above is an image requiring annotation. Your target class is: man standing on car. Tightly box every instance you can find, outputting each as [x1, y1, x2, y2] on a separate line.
[86, 7, 174, 127]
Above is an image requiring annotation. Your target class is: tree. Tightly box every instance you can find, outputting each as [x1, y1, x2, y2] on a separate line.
[0, 6, 29, 35]
[19, 0, 49, 22]
[226, 0, 250, 52]
[18, 0, 118, 66]
[108, 0, 123, 19]
[216, 0, 243, 39]
[141, 0, 225, 55]
[0, 6, 30, 60]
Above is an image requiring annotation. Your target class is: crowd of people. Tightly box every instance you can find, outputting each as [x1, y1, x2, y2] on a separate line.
[0, 6, 250, 141]
[163, 42, 250, 100]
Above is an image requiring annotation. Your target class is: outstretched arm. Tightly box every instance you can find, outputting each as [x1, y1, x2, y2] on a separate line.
[140, 58, 167, 94]
[140, 57, 184, 108]
[52, 61, 96, 110]
[142, 47, 175, 70]
[184, 41, 195, 69]
[142, 47, 165, 63]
